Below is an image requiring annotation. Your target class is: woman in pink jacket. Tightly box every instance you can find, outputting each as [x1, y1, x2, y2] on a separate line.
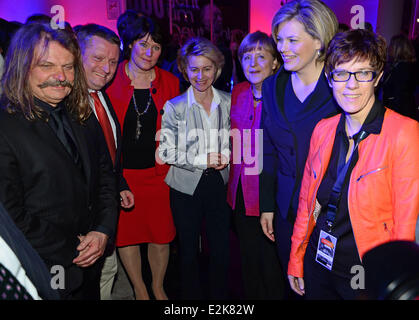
[288, 29, 419, 299]
[227, 31, 284, 299]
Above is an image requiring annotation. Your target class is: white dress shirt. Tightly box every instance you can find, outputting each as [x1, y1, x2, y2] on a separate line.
[187, 86, 230, 169]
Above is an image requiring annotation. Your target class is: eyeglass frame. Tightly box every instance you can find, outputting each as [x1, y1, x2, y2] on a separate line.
[330, 70, 377, 82]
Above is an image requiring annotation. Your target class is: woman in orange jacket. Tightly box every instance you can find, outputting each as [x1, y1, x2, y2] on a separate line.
[288, 29, 419, 299]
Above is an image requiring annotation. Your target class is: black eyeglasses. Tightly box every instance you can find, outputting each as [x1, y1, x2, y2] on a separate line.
[331, 70, 377, 82]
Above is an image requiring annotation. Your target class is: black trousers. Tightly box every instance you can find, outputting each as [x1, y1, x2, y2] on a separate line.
[233, 211, 285, 299]
[274, 214, 303, 300]
[170, 171, 231, 300]
[303, 253, 361, 300]
[58, 257, 103, 300]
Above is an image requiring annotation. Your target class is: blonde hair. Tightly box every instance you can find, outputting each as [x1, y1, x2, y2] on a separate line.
[177, 37, 225, 82]
[271, 0, 338, 62]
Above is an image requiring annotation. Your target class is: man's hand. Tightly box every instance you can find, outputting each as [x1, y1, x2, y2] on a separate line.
[73, 231, 108, 268]
[120, 190, 134, 209]
[260, 212, 275, 241]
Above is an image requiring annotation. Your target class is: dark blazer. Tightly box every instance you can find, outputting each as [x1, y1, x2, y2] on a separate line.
[0, 106, 118, 293]
[260, 66, 340, 222]
[99, 90, 129, 192]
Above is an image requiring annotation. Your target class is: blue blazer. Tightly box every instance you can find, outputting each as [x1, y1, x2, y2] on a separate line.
[260, 66, 340, 222]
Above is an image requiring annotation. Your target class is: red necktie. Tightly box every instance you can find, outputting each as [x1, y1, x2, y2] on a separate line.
[90, 91, 116, 165]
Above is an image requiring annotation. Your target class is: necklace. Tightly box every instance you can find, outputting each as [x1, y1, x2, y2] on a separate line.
[251, 87, 262, 102]
[132, 88, 152, 140]
[253, 94, 262, 102]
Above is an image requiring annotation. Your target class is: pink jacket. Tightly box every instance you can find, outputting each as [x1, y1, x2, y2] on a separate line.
[227, 82, 262, 216]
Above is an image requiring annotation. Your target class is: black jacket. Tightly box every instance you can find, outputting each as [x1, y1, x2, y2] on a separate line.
[0, 105, 118, 282]
[99, 90, 129, 192]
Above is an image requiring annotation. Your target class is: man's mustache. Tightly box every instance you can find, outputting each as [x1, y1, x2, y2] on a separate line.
[38, 80, 73, 89]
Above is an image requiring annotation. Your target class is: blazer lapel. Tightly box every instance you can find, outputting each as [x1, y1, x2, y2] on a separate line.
[36, 118, 77, 164]
[66, 113, 91, 187]
[101, 90, 122, 150]
[302, 71, 333, 115]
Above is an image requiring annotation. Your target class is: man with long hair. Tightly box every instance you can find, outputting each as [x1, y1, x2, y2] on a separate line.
[0, 22, 117, 299]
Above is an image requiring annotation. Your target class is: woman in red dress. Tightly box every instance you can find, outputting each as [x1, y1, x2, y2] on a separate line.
[106, 16, 179, 300]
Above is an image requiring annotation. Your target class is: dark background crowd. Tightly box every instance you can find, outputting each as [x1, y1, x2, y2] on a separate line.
[2, 9, 419, 121]
[0, 0, 418, 302]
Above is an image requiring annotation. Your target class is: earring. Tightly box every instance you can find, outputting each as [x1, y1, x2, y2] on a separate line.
[317, 49, 321, 57]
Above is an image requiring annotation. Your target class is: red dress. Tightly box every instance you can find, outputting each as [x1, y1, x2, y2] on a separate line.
[106, 61, 179, 246]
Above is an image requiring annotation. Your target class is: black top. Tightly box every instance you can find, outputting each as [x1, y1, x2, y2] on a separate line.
[307, 99, 386, 277]
[284, 78, 315, 121]
[122, 89, 157, 169]
[35, 98, 82, 171]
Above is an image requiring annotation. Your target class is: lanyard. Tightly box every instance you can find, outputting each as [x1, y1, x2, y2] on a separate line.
[325, 130, 368, 232]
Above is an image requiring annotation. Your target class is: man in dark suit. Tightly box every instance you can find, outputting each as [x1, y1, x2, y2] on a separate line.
[76, 24, 134, 300]
[0, 23, 118, 299]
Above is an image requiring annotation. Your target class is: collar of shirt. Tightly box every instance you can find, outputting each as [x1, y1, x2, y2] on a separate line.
[337, 98, 385, 140]
[187, 85, 221, 114]
[34, 97, 64, 114]
[88, 88, 103, 102]
[88, 88, 100, 114]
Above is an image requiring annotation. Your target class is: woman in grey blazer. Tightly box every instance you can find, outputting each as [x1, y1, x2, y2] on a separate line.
[158, 37, 231, 299]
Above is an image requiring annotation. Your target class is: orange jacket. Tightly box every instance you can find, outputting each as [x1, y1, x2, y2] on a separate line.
[288, 108, 419, 278]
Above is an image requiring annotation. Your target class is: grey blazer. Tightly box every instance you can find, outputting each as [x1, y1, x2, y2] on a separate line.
[159, 86, 231, 195]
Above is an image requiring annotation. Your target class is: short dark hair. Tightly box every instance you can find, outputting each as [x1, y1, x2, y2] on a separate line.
[118, 15, 163, 60]
[75, 23, 120, 54]
[238, 31, 280, 72]
[388, 34, 416, 63]
[325, 29, 387, 77]
[117, 10, 140, 39]
[0, 18, 22, 56]
[25, 13, 51, 25]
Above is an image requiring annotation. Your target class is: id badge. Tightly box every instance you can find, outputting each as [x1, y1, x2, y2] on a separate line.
[315, 230, 338, 270]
